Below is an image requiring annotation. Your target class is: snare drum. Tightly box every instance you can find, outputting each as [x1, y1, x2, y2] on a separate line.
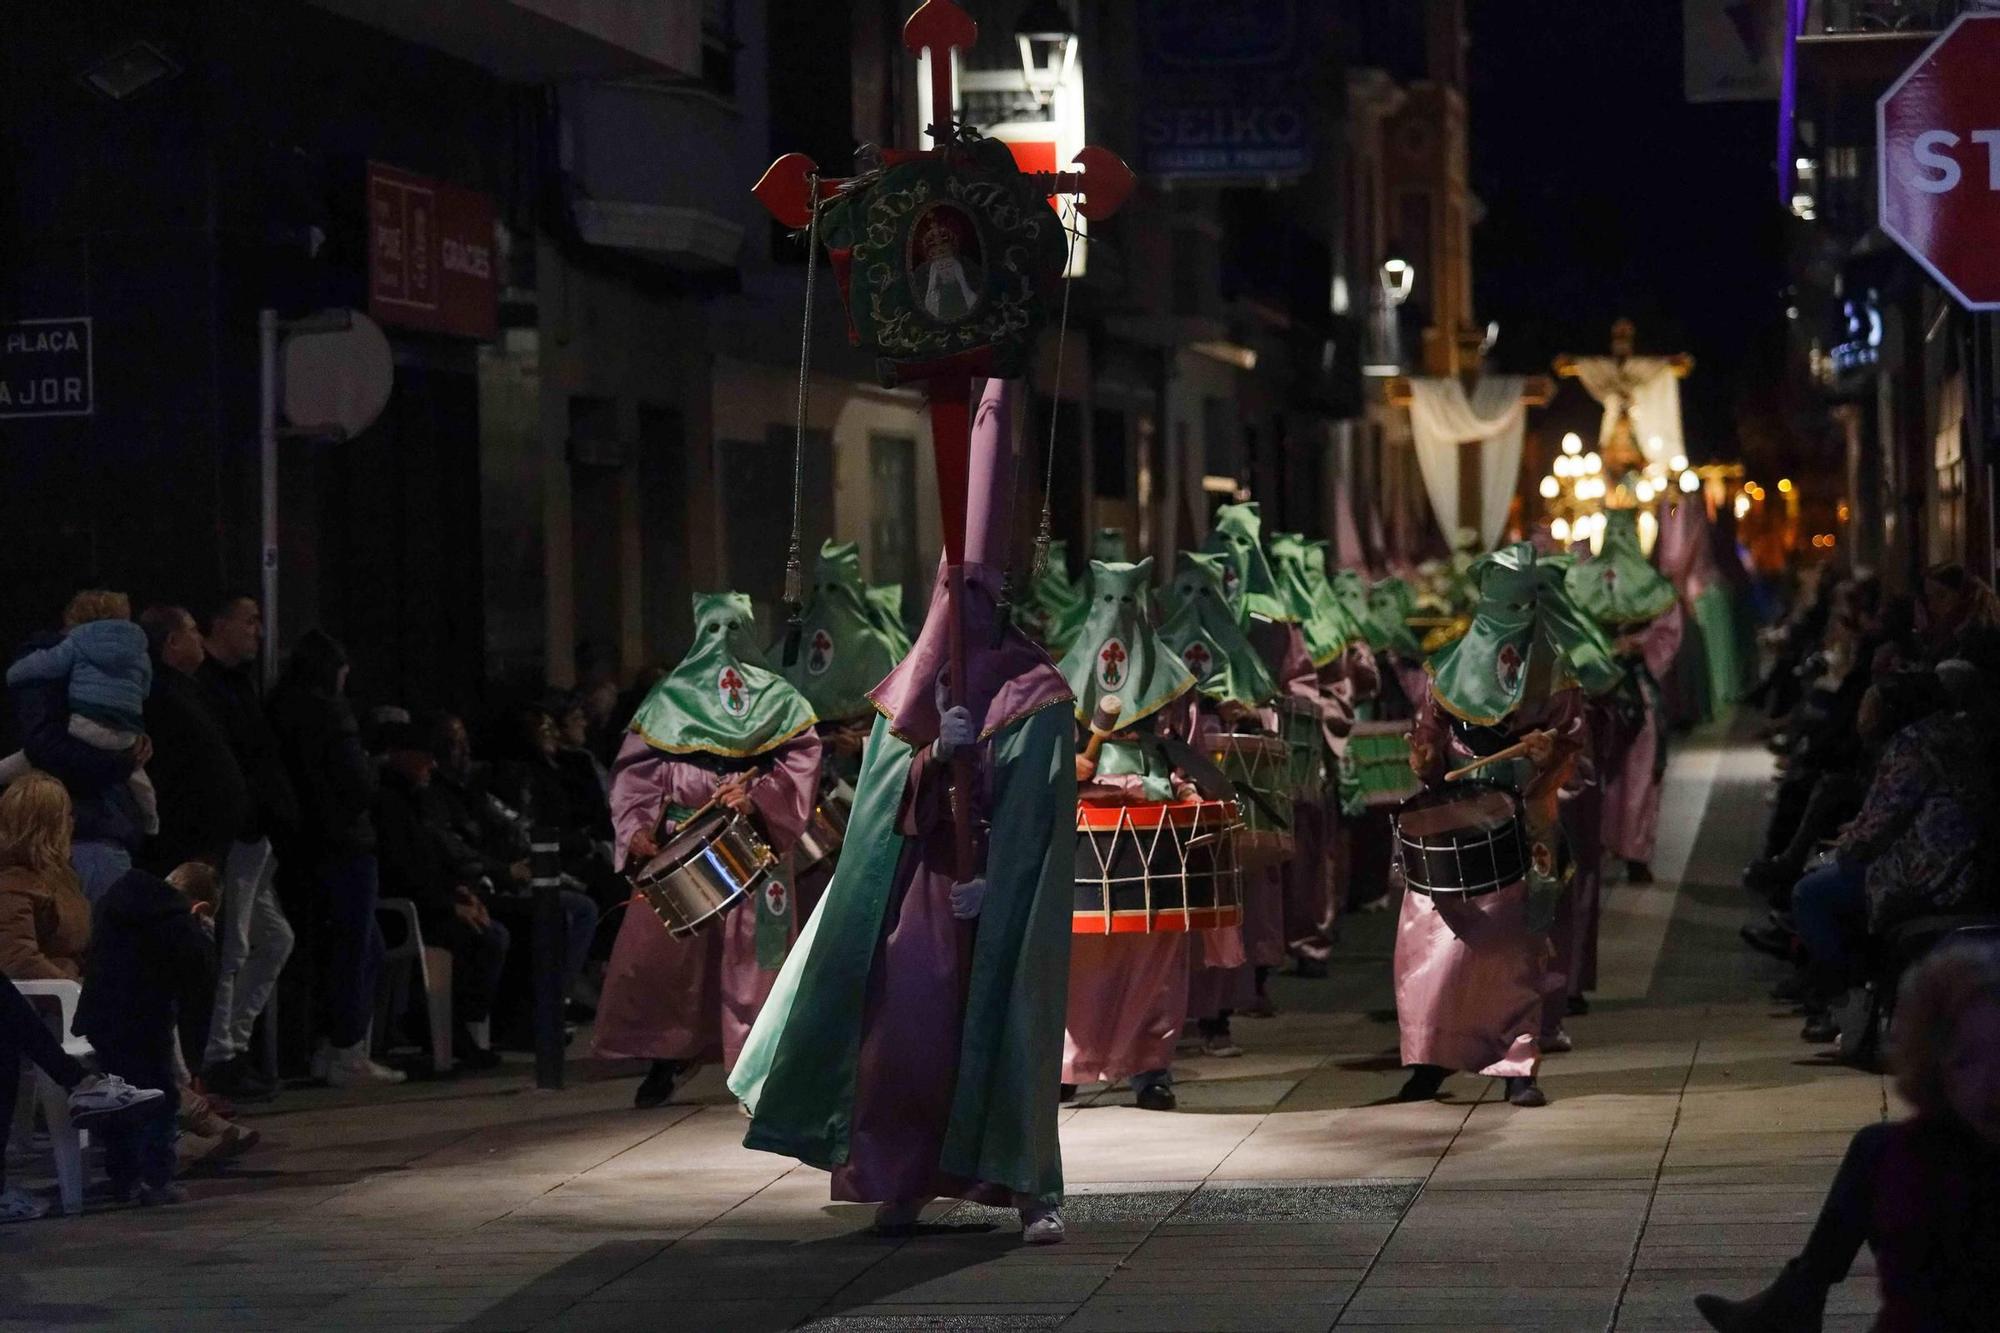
[793, 779, 855, 873]
[1392, 783, 1527, 898]
[632, 806, 779, 936]
[1337, 719, 1423, 814]
[1073, 797, 1244, 934]
[1276, 697, 1326, 800]
[1210, 732, 1293, 866]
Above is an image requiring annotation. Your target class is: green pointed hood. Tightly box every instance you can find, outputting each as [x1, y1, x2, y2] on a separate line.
[630, 592, 819, 757]
[1060, 558, 1195, 730]
[1564, 509, 1678, 629]
[1368, 576, 1424, 657]
[1329, 567, 1392, 653]
[864, 583, 914, 655]
[1267, 532, 1349, 667]
[1201, 502, 1293, 625]
[1090, 527, 1129, 564]
[1426, 545, 1624, 725]
[1014, 538, 1088, 650]
[1156, 551, 1278, 708]
[779, 541, 906, 723]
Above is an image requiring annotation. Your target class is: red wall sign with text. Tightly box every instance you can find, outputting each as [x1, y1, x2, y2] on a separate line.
[367, 161, 498, 339]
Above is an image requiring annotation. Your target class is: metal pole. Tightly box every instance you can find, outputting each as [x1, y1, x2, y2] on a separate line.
[259, 308, 279, 690]
[529, 830, 566, 1090]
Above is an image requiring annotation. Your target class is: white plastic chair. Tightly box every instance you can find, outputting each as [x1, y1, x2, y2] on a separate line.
[10, 979, 91, 1216]
[374, 899, 452, 1072]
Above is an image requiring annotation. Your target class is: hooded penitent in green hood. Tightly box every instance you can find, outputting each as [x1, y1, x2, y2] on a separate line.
[864, 583, 914, 656]
[1014, 538, 1087, 650]
[1564, 508, 1678, 629]
[1426, 545, 1625, 726]
[1090, 526, 1129, 564]
[1267, 532, 1348, 667]
[629, 592, 819, 757]
[1157, 551, 1278, 708]
[1060, 558, 1196, 731]
[1202, 502, 1293, 625]
[1330, 567, 1393, 652]
[779, 541, 907, 723]
[1368, 576, 1424, 658]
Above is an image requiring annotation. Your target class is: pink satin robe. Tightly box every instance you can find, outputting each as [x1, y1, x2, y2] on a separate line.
[1601, 605, 1683, 866]
[592, 729, 821, 1071]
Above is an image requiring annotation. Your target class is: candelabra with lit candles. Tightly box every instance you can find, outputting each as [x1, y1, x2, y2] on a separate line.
[1536, 408, 1699, 556]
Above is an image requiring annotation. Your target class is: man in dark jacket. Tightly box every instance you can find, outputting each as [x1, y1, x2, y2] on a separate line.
[9, 592, 150, 900]
[143, 604, 291, 1101]
[75, 864, 218, 1206]
[373, 725, 507, 1069]
[267, 627, 401, 1087]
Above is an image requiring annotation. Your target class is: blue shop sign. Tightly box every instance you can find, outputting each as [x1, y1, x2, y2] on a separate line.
[1139, 0, 1310, 181]
[1, 317, 93, 419]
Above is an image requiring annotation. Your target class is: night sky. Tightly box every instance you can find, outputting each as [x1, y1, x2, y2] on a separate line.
[1466, 1, 1791, 464]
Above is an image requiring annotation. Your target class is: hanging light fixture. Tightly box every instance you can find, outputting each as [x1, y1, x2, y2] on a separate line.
[1015, 0, 1079, 107]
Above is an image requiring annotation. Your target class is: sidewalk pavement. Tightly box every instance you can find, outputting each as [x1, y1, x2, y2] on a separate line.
[0, 725, 1889, 1331]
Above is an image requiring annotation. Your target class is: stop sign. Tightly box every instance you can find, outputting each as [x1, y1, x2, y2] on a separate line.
[1879, 15, 2000, 309]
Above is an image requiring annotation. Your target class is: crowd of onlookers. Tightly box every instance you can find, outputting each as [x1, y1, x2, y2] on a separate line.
[1737, 561, 2000, 1056]
[2, 589, 640, 1221]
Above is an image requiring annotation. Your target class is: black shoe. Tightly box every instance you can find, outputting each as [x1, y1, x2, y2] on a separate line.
[1133, 1083, 1177, 1112]
[1800, 1012, 1839, 1044]
[1292, 957, 1328, 979]
[1395, 1065, 1447, 1103]
[455, 1039, 503, 1072]
[1624, 861, 1654, 885]
[202, 1055, 278, 1103]
[564, 999, 597, 1022]
[1740, 921, 1793, 961]
[1566, 994, 1590, 1017]
[1505, 1076, 1547, 1108]
[634, 1060, 687, 1109]
[1694, 1261, 1827, 1331]
[1770, 972, 1807, 1003]
[1059, 1083, 1077, 1105]
[1741, 856, 1794, 890]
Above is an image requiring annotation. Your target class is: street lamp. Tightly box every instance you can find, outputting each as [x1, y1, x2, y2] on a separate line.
[1380, 253, 1415, 308]
[1014, 0, 1078, 107]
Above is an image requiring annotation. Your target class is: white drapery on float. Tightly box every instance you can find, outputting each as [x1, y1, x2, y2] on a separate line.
[1406, 374, 1527, 550]
[1564, 356, 1685, 465]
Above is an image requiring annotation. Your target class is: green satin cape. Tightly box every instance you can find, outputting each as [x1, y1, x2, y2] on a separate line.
[1202, 502, 1293, 625]
[728, 705, 1076, 1203]
[1426, 545, 1624, 725]
[781, 541, 908, 723]
[1564, 509, 1677, 629]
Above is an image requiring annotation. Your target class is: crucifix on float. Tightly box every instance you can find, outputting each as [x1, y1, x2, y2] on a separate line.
[751, 0, 1133, 878]
[1553, 317, 1695, 481]
[1386, 326, 1555, 550]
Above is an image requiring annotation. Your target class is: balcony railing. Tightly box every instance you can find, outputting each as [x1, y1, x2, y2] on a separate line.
[1810, 0, 1992, 35]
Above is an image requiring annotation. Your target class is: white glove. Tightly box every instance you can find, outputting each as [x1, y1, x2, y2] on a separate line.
[949, 876, 987, 921]
[934, 704, 976, 761]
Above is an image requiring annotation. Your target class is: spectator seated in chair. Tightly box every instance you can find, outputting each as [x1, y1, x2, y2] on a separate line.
[372, 722, 508, 1070]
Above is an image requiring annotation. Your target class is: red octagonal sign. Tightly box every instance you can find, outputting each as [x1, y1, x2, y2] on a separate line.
[1880, 15, 2000, 309]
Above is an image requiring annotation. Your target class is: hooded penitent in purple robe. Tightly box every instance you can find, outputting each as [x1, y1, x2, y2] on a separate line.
[1397, 690, 1583, 1076]
[731, 379, 1077, 1211]
[592, 729, 822, 1071]
[1601, 604, 1683, 866]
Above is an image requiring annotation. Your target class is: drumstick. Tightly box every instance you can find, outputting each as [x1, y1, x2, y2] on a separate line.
[1081, 695, 1124, 767]
[1444, 738, 1535, 783]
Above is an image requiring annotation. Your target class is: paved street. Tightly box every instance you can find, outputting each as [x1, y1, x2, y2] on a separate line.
[2, 725, 1888, 1332]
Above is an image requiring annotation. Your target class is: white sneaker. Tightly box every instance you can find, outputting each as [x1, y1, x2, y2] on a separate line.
[1020, 1205, 1065, 1245]
[67, 1074, 167, 1125]
[1202, 1034, 1244, 1058]
[1543, 1029, 1574, 1054]
[325, 1043, 406, 1087]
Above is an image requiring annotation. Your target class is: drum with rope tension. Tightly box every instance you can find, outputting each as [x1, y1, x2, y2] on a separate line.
[1276, 697, 1326, 800]
[1209, 732, 1293, 867]
[1392, 782, 1529, 899]
[1337, 719, 1423, 814]
[1073, 797, 1243, 934]
[793, 779, 855, 874]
